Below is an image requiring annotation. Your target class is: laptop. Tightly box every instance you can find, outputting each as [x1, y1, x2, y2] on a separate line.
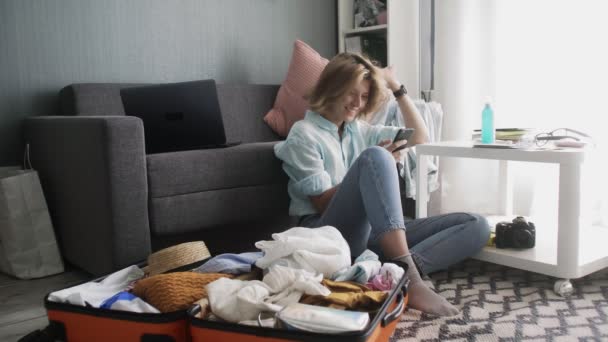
[120, 79, 237, 154]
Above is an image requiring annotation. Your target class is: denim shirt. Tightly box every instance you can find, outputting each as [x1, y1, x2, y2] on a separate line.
[274, 110, 400, 216]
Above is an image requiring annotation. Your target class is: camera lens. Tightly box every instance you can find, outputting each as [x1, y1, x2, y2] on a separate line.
[514, 229, 534, 248]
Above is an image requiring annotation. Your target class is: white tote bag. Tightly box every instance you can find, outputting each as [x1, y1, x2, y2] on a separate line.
[0, 149, 64, 279]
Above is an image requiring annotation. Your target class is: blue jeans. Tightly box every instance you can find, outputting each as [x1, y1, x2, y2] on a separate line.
[300, 146, 490, 274]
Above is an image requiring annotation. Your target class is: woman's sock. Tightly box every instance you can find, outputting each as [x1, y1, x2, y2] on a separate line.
[395, 254, 459, 317]
[421, 273, 435, 290]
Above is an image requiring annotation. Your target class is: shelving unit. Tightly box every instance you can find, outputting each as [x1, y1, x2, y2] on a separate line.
[344, 24, 388, 36]
[337, 0, 420, 99]
[415, 141, 608, 296]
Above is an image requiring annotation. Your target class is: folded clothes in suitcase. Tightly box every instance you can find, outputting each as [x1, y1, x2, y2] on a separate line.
[188, 263, 409, 342]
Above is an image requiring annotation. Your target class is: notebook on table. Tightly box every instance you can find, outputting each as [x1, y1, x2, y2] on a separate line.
[120, 79, 239, 154]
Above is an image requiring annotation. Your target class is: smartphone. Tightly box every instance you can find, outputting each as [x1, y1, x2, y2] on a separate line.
[392, 128, 415, 152]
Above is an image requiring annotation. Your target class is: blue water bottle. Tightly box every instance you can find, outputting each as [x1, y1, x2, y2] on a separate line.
[481, 98, 495, 144]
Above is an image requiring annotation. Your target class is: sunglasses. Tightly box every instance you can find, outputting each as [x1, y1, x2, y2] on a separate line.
[534, 128, 592, 147]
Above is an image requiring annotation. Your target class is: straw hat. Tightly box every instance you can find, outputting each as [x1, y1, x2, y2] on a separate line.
[146, 241, 211, 276]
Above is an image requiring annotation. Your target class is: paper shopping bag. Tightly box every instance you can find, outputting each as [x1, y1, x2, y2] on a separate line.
[0, 168, 64, 279]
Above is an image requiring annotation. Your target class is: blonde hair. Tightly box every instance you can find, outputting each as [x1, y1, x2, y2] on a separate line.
[308, 53, 387, 117]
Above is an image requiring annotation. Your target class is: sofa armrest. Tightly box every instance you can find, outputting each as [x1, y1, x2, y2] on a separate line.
[23, 116, 150, 275]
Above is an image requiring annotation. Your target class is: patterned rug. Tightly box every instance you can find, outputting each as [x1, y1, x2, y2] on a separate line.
[391, 260, 608, 341]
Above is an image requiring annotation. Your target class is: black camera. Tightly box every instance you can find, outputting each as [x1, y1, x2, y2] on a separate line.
[495, 216, 536, 249]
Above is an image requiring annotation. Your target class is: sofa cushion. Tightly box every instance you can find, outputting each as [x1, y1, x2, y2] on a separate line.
[146, 142, 285, 198]
[149, 183, 290, 236]
[263, 40, 329, 137]
[216, 84, 281, 144]
[60, 83, 143, 116]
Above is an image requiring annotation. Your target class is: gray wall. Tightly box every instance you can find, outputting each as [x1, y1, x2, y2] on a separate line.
[0, 0, 337, 165]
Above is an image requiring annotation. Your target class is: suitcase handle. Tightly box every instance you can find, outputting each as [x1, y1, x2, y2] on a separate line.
[381, 285, 406, 327]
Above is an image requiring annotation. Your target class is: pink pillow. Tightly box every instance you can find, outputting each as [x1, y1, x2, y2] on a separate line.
[264, 40, 329, 137]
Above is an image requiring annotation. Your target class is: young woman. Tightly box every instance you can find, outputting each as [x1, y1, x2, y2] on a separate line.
[274, 53, 490, 317]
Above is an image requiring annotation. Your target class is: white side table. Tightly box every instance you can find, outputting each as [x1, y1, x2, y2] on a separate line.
[415, 141, 607, 296]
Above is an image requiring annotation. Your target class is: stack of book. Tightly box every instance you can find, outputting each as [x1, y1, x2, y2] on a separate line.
[472, 128, 533, 142]
[472, 128, 536, 149]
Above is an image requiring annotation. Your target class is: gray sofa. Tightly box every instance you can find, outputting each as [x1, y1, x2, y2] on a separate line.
[24, 83, 296, 276]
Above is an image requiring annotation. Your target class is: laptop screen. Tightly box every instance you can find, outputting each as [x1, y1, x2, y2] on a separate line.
[120, 79, 226, 154]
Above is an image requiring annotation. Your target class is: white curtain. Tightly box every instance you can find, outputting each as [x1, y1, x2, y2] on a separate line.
[431, 0, 608, 226]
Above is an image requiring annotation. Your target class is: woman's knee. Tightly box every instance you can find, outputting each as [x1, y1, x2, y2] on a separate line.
[360, 146, 394, 168]
[432, 212, 490, 252]
[464, 213, 491, 248]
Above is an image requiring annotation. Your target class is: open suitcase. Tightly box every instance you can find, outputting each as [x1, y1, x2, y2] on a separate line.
[40, 270, 189, 342]
[44, 300, 187, 342]
[188, 265, 409, 342]
[27, 253, 408, 342]
[37, 277, 407, 342]
[28, 242, 212, 342]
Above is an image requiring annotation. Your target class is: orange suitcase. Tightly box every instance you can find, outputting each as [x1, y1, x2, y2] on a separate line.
[188, 265, 409, 342]
[40, 270, 189, 342]
[33, 258, 407, 342]
[44, 300, 188, 342]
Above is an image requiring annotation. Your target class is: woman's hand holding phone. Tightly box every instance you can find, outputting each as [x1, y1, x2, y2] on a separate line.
[378, 128, 415, 162]
[392, 128, 415, 152]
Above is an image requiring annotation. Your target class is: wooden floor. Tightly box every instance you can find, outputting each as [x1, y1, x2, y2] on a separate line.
[0, 269, 90, 342]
